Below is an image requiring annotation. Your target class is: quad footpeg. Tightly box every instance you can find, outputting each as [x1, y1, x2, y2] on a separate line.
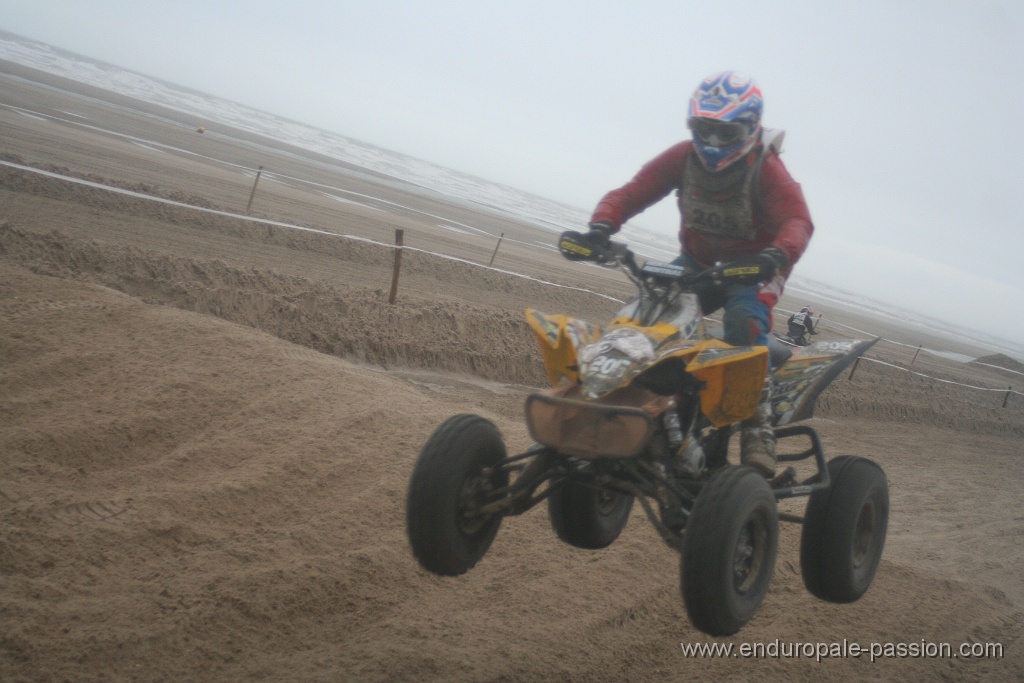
[769, 466, 798, 488]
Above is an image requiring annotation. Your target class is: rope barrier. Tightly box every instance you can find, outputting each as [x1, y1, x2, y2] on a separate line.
[778, 305, 1023, 391]
[0, 160, 624, 304]
[860, 357, 1023, 395]
[2, 159, 1019, 405]
[863, 355, 1022, 407]
[972, 361, 1024, 377]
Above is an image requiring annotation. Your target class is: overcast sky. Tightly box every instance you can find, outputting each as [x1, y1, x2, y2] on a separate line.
[4, 1, 1023, 346]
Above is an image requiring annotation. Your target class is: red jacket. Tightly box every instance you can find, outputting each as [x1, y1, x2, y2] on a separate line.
[590, 140, 813, 272]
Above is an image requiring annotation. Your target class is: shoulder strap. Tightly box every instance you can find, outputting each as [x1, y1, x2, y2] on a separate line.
[751, 128, 785, 216]
[761, 128, 785, 154]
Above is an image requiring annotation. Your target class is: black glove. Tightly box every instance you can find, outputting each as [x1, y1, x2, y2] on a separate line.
[585, 221, 615, 247]
[558, 223, 617, 263]
[716, 247, 788, 282]
[758, 246, 788, 276]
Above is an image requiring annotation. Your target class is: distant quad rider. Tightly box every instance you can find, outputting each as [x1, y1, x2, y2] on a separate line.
[581, 71, 814, 478]
[787, 306, 817, 344]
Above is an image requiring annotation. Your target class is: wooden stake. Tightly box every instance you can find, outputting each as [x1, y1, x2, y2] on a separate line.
[910, 344, 922, 368]
[488, 233, 505, 267]
[245, 165, 264, 215]
[388, 229, 404, 304]
[848, 356, 861, 380]
[1004, 386, 1012, 409]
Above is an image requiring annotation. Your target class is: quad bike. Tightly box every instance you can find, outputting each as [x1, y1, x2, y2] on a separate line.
[775, 330, 813, 346]
[778, 313, 819, 348]
[406, 232, 889, 636]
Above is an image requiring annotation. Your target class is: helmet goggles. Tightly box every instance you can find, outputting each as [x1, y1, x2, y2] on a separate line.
[688, 117, 751, 147]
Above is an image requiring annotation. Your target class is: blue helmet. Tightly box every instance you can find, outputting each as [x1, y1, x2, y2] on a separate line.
[687, 71, 764, 172]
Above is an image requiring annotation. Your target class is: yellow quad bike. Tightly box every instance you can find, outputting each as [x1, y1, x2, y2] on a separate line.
[406, 232, 889, 636]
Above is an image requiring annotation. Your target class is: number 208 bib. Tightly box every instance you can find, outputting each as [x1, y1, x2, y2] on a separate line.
[679, 149, 761, 241]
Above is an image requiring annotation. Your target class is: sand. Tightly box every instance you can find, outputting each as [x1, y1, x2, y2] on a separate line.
[2, 61, 1022, 682]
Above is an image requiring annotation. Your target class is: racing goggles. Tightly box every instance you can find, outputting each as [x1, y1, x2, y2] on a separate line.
[688, 118, 751, 146]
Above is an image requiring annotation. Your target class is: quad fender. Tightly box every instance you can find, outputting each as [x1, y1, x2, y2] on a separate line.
[770, 338, 880, 426]
[525, 309, 602, 386]
[685, 342, 769, 427]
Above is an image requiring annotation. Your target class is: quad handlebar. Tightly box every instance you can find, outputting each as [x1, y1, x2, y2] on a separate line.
[556, 230, 769, 288]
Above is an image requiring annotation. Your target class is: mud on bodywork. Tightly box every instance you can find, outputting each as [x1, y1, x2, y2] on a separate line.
[770, 338, 880, 425]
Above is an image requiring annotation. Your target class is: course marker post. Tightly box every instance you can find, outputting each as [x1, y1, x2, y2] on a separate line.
[389, 229, 404, 304]
[848, 356, 862, 380]
[245, 165, 264, 215]
[488, 233, 505, 267]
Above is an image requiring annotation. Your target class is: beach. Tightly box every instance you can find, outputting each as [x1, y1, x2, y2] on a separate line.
[2, 60, 1022, 682]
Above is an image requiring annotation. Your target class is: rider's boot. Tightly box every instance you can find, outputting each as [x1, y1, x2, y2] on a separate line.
[740, 384, 776, 478]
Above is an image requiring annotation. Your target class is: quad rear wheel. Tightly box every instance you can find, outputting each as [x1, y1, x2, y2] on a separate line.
[548, 478, 634, 550]
[800, 455, 888, 602]
[406, 414, 509, 576]
[680, 466, 779, 636]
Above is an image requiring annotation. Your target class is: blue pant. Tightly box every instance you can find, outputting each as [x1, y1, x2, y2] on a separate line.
[671, 254, 771, 347]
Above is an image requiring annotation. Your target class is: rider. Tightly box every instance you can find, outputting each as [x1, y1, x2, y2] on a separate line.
[580, 70, 814, 477]
[787, 306, 817, 343]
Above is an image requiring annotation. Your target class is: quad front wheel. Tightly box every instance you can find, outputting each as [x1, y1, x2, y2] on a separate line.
[800, 455, 889, 603]
[406, 414, 509, 576]
[680, 466, 779, 636]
